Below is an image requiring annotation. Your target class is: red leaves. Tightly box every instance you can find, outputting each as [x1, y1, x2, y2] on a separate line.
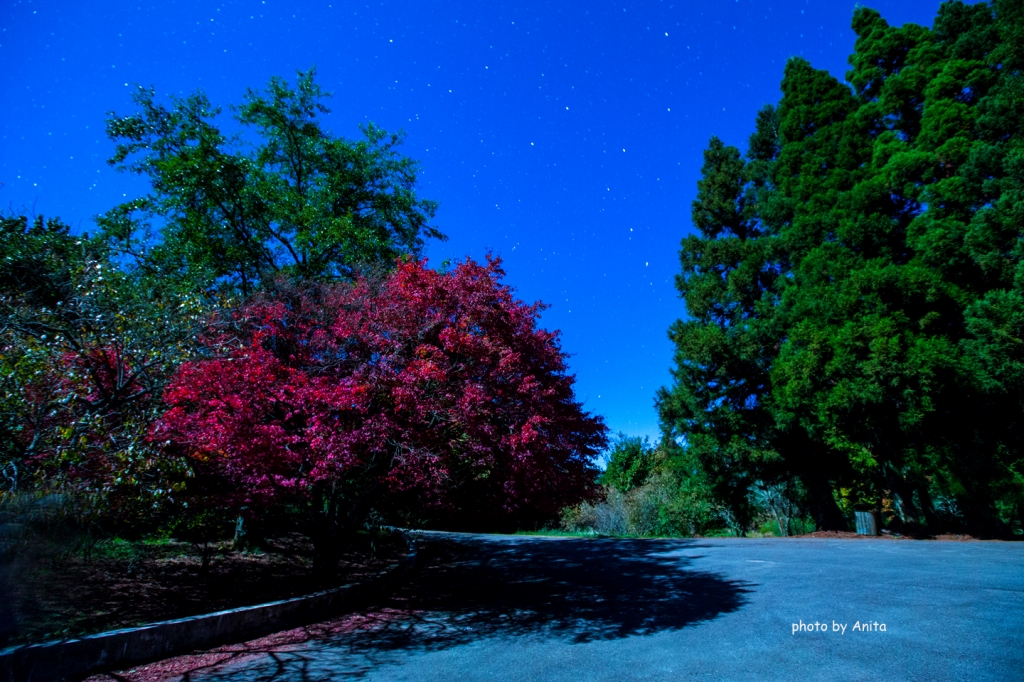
[157, 257, 607, 526]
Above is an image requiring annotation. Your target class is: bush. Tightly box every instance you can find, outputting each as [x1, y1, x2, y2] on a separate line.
[561, 471, 725, 538]
[788, 517, 816, 535]
[561, 489, 629, 536]
[748, 481, 809, 537]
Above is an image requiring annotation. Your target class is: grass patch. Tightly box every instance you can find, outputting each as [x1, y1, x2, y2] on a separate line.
[514, 529, 606, 538]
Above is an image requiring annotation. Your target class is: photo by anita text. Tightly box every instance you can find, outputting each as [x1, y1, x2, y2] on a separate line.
[792, 620, 887, 635]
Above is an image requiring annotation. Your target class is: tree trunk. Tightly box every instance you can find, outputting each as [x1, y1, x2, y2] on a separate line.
[310, 488, 341, 582]
[233, 513, 264, 551]
[807, 478, 846, 531]
[196, 542, 212, 577]
[915, 485, 942, 532]
[311, 528, 340, 581]
[885, 465, 924, 530]
[309, 481, 383, 581]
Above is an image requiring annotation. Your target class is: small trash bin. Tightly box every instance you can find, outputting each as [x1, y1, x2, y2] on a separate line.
[854, 509, 880, 536]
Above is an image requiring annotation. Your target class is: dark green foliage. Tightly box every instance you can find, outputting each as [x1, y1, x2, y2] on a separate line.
[0, 216, 97, 312]
[660, 0, 1024, 536]
[100, 68, 443, 294]
[563, 437, 725, 538]
[0, 213, 205, 536]
[599, 433, 656, 492]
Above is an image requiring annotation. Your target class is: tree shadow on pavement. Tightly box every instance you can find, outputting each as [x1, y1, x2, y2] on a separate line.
[363, 534, 753, 649]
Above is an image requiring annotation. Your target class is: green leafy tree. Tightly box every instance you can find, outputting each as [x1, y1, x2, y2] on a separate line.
[99, 68, 443, 294]
[563, 437, 725, 538]
[599, 433, 656, 492]
[0, 214, 202, 521]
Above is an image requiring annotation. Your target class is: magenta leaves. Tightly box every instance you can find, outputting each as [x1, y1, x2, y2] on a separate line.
[156, 257, 607, 531]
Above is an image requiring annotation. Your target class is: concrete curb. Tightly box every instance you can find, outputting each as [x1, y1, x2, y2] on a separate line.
[1, 533, 420, 682]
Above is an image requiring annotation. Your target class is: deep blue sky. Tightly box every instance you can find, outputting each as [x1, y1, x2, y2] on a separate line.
[3, 0, 947, 444]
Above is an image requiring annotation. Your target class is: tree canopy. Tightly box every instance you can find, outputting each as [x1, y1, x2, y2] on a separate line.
[599, 434, 657, 493]
[3, 70, 602, 571]
[99, 68, 443, 294]
[156, 258, 606, 570]
[0, 214, 201, 514]
[659, 0, 1024, 535]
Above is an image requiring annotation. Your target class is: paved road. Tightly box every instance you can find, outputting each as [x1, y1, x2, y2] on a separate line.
[174, 533, 1023, 681]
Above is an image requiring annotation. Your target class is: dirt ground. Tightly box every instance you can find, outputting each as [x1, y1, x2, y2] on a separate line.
[2, 533, 406, 647]
[798, 529, 983, 541]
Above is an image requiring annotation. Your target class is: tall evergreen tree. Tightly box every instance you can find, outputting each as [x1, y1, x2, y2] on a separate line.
[660, 0, 1024, 535]
[656, 110, 787, 531]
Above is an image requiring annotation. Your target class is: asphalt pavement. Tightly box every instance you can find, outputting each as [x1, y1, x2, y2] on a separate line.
[169, 532, 1024, 681]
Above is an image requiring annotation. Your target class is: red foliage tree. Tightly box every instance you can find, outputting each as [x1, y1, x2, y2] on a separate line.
[156, 257, 606, 572]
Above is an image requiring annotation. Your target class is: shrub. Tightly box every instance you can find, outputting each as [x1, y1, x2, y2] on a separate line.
[561, 470, 726, 538]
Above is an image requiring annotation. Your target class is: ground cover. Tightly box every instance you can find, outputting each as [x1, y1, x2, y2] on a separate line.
[2, 532, 407, 647]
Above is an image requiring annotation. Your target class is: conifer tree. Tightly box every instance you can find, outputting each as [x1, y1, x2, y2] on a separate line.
[661, 0, 1024, 535]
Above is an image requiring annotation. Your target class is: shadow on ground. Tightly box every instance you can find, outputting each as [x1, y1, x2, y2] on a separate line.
[106, 535, 752, 681]
[367, 534, 752, 647]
